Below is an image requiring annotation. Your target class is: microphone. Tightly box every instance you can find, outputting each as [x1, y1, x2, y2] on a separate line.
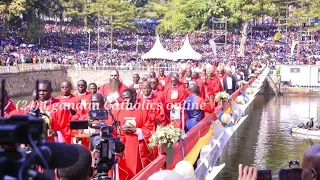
[36, 142, 80, 169]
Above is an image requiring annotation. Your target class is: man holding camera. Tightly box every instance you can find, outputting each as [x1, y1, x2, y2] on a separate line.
[109, 88, 155, 180]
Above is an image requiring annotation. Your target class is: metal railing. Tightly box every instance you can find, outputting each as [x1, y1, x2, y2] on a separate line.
[0, 64, 180, 73]
[0, 64, 62, 73]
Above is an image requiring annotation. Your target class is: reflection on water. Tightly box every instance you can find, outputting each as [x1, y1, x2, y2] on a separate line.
[216, 95, 320, 179]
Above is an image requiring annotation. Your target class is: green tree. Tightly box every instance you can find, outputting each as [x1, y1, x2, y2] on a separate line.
[224, 0, 273, 57]
[0, 0, 27, 37]
[146, 0, 225, 35]
[88, 0, 136, 49]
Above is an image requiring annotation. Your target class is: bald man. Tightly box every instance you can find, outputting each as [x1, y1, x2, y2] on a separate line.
[302, 144, 320, 180]
[164, 76, 188, 129]
[137, 77, 148, 96]
[129, 74, 140, 91]
[57, 80, 81, 115]
[99, 70, 128, 105]
[76, 80, 91, 111]
[139, 81, 167, 126]
[184, 83, 215, 132]
[75, 93, 106, 148]
[157, 68, 170, 87]
[22, 80, 73, 143]
[149, 78, 165, 104]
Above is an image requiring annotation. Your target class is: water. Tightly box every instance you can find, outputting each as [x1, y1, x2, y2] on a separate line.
[216, 95, 320, 179]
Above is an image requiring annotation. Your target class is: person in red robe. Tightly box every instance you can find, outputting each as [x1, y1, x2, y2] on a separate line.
[192, 72, 206, 99]
[99, 70, 127, 106]
[0, 89, 17, 117]
[76, 80, 91, 111]
[88, 83, 98, 94]
[56, 80, 81, 116]
[164, 76, 187, 129]
[149, 71, 164, 91]
[128, 73, 140, 92]
[109, 88, 155, 180]
[157, 68, 170, 87]
[180, 68, 197, 84]
[21, 80, 73, 143]
[136, 77, 147, 97]
[149, 78, 165, 104]
[75, 93, 107, 148]
[206, 72, 223, 98]
[215, 66, 227, 88]
[139, 81, 167, 126]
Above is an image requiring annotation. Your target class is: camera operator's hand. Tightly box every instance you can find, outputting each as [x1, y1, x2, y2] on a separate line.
[238, 164, 257, 180]
[123, 125, 136, 133]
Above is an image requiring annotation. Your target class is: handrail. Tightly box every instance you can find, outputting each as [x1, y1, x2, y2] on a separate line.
[0, 64, 180, 73]
[132, 78, 256, 180]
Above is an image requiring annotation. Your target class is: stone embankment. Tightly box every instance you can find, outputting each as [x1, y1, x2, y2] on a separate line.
[1, 69, 155, 97]
[0, 70, 67, 97]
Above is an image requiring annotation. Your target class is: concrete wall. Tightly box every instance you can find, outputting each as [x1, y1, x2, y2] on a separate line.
[1, 69, 172, 97]
[0, 70, 68, 97]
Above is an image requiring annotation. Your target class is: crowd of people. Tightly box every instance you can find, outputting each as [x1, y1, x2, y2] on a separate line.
[2, 59, 263, 179]
[2, 21, 320, 70]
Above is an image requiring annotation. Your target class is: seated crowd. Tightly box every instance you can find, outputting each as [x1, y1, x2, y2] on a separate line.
[3, 61, 263, 179]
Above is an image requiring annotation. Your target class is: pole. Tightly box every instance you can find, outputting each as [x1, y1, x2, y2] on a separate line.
[136, 37, 139, 53]
[110, 16, 113, 50]
[211, 17, 214, 40]
[88, 31, 91, 53]
[97, 14, 100, 62]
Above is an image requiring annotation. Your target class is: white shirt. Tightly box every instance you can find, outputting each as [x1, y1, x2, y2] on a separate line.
[227, 76, 233, 90]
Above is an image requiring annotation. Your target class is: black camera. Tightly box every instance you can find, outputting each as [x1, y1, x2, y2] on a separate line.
[91, 126, 125, 173]
[70, 118, 124, 180]
[89, 110, 108, 120]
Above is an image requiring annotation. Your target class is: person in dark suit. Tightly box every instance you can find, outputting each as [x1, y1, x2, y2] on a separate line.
[223, 69, 237, 95]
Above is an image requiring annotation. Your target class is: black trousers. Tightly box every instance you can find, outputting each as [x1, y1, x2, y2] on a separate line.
[226, 89, 234, 95]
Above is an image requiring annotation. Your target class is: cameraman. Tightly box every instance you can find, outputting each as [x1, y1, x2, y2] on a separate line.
[57, 144, 95, 180]
[74, 93, 106, 147]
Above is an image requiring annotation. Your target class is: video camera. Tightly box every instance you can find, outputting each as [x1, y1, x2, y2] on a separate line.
[70, 109, 124, 180]
[0, 80, 80, 180]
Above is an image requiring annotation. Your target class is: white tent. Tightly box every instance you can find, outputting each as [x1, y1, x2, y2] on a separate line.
[141, 36, 174, 60]
[172, 35, 202, 60]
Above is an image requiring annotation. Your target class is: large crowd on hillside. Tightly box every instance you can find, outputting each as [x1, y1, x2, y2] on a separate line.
[2, 21, 320, 69]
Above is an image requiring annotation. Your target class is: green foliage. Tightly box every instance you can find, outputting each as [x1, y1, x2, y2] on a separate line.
[274, 32, 282, 40]
[87, 0, 136, 30]
[148, 0, 225, 35]
[0, 0, 27, 19]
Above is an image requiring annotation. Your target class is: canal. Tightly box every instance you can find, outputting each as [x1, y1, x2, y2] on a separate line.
[216, 95, 320, 179]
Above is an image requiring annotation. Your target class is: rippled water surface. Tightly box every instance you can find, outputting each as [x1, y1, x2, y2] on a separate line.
[216, 95, 320, 180]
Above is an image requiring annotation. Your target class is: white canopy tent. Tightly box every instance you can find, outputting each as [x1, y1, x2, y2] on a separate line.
[172, 35, 202, 60]
[141, 36, 174, 60]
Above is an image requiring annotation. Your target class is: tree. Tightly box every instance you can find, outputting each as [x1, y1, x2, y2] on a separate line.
[0, 0, 27, 37]
[145, 0, 225, 35]
[88, 0, 136, 49]
[224, 0, 273, 57]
